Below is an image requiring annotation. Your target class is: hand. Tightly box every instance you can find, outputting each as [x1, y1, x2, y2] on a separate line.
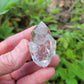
[0, 26, 59, 84]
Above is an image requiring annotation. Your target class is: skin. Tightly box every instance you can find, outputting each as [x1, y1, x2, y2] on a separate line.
[0, 26, 59, 84]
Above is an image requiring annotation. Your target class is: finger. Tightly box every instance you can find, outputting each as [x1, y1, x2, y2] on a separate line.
[0, 74, 15, 84]
[49, 55, 59, 67]
[0, 26, 36, 55]
[11, 55, 59, 80]
[0, 80, 15, 84]
[11, 62, 41, 80]
[0, 39, 30, 76]
[17, 67, 55, 84]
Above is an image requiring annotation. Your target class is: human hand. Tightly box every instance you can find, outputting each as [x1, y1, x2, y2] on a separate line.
[0, 26, 59, 84]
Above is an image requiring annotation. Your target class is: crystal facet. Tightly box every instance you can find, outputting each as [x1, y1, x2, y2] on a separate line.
[29, 21, 56, 67]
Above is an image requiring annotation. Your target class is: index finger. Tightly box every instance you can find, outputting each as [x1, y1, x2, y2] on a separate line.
[0, 26, 36, 55]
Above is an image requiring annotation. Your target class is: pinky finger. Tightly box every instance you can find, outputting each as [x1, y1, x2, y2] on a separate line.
[17, 67, 55, 84]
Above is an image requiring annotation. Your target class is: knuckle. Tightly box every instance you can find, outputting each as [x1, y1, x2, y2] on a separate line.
[1, 52, 16, 69]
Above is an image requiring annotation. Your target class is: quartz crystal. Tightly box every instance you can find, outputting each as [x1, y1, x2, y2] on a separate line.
[29, 21, 56, 67]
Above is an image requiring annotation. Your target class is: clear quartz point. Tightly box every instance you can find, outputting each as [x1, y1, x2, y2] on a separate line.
[29, 21, 56, 67]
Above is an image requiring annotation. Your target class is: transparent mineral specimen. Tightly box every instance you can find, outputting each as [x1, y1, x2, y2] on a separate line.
[29, 21, 56, 67]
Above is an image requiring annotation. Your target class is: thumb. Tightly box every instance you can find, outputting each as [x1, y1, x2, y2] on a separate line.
[0, 39, 30, 76]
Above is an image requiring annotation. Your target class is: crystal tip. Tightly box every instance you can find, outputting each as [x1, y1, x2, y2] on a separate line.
[38, 21, 47, 27]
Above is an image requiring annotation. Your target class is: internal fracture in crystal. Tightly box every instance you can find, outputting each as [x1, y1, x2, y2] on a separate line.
[29, 21, 56, 67]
